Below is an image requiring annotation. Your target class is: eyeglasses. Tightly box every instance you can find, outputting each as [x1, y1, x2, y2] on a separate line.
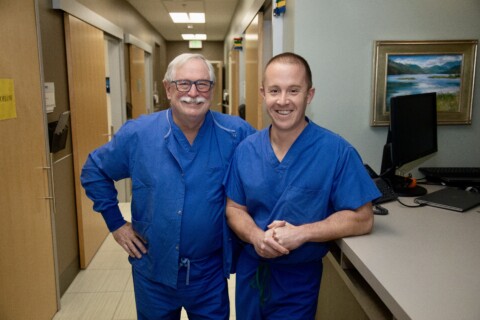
[170, 80, 214, 92]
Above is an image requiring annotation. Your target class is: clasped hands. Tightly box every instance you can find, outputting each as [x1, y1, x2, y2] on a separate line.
[254, 220, 304, 259]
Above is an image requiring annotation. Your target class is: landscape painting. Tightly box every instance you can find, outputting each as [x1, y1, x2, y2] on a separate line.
[386, 54, 461, 112]
[371, 40, 477, 126]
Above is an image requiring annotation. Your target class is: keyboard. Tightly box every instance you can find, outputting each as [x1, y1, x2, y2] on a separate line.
[363, 163, 398, 204]
[419, 167, 480, 185]
[372, 177, 398, 204]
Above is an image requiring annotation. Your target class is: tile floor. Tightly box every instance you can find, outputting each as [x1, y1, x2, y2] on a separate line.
[53, 203, 236, 319]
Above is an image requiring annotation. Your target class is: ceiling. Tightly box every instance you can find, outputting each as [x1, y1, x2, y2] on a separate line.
[125, 0, 240, 41]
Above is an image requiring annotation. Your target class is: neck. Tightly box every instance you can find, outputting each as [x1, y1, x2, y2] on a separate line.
[171, 110, 207, 145]
[270, 121, 308, 162]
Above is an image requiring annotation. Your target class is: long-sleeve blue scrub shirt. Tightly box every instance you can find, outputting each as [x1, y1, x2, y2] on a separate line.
[81, 109, 254, 288]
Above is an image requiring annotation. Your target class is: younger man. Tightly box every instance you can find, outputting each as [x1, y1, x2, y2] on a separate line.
[224, 52, 381, 319]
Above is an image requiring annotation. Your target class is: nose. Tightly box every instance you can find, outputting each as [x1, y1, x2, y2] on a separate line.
[187, 83, 199, 96]
[277, 92, 290, 105]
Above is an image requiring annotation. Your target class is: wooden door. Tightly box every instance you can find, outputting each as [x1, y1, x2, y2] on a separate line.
[245, 12, 264, 129]
[64, 14, 109, 268]
[211, 61, 223, 113]
[0, 0, 58, 318]
[229, 49, 240, 116]
[129, 44, 147, 118]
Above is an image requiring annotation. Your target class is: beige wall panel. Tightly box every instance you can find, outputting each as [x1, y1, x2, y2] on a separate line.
[129, 44, 147, 118]
[245, 13, 264, 129]
[64, 14, 109, 268]
[0, 0, 57, 318]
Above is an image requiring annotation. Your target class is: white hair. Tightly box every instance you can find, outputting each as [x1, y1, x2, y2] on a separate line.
[163, 53, 215, 83]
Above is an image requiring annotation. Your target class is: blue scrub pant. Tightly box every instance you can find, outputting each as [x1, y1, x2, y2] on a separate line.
[132, 253, 229, 320]
[235, 251, 323, 320]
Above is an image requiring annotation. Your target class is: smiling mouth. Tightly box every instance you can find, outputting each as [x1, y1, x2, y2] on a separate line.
[276, 110, 292, 115]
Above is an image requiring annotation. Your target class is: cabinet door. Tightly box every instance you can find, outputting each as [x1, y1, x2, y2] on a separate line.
[0, 1, 57, 318]
[64, 14, 109, 268]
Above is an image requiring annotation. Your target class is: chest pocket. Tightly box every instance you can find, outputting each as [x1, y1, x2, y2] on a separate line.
[204, 166, 225, 202]
[275, 185, 327, 225]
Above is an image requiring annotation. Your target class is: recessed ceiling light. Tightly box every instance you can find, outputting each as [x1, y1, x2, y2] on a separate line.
[181, 34, 207, 40]
[188, 13, 205, 23]
[169, 12, 189, 23]
[170, 12, 205, 23]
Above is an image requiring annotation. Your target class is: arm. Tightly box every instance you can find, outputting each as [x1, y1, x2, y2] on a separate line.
[82, 154, 148, 258]
[226, 197, 289, 259]
[81, 125, 148, 257]
[268, 202, 374, 251]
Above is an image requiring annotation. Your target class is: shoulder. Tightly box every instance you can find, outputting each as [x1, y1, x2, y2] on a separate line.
[235, 127, 267, 152]
[114, 111, 169, 143]
[210, 111, 256, 138]
[120, 111, 167, 132]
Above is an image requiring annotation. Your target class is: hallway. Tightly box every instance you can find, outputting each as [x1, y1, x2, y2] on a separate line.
[53, 203, 236, 319]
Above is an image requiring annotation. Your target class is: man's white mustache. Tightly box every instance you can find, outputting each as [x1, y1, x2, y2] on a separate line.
[180, 97, 207, 104]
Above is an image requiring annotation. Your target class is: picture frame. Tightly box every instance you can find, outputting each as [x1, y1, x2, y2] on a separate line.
[371, 40, 478, 126]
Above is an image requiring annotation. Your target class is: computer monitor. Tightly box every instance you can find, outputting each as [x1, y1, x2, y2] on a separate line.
[380, 92, 438, 196]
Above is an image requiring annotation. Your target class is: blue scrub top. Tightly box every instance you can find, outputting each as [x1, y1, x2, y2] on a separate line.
[81, 109, 255, 287]
[170, 114, 224, 257]
[224, 119, 381, 264]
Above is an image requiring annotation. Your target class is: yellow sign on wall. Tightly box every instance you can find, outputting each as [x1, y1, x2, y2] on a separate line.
[0, 79, 17, 120]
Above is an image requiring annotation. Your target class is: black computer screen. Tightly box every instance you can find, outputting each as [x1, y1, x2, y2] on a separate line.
[390, 92, 438, 168]
[380, 92, 438, 196]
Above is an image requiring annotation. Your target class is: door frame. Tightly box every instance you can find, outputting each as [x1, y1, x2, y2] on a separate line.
[105, 35, 129, 202]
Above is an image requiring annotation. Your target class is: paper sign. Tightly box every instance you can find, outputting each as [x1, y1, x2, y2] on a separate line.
[44, 82, 56, 113]
[0, 79, 17, 120]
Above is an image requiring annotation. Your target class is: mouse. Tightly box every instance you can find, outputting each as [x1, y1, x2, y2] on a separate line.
[373, 205, 389, 215]
[465, 186, 479, 193]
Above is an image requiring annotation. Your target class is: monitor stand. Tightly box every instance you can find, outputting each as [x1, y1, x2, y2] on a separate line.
[388, 174, 427, 197]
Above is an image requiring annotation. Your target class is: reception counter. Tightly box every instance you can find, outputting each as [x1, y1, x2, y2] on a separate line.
[317, 186, 480, 320]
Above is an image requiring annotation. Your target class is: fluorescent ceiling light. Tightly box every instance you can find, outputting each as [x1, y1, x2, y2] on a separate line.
[182, 34, 207, 40]
[188, 13, 205, 23]
[170, 12, 205, 23]
[170, 12, 189, 23]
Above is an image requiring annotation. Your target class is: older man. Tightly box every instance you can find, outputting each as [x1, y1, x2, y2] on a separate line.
[81, 53, 254, 319]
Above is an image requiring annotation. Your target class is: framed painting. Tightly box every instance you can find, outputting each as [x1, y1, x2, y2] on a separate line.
[371, 40, 478, 126]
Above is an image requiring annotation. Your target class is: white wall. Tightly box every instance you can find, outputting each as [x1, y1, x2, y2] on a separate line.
[286, 0, 480, 174]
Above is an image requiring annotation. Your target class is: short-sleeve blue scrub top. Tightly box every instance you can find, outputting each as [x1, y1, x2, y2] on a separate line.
[225, 118, 381, 264]
[81, 109, 255, 289]
[224, 119, 381, 319]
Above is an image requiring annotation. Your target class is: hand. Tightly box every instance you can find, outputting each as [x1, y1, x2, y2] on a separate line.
[112, 222, 147, 258]
[268, 220, 305, 251]
[252, 222, 289, 259]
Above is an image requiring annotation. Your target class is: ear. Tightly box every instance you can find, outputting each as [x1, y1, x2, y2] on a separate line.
[306, 87, 315, 104]
[260, 86, 266, 99]
[163, 80, 172, 99]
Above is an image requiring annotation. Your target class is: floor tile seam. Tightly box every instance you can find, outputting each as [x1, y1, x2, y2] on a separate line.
[97, 249, 127, 253]
[111, 290, 128, 320]
[66, 288, 128, 294]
